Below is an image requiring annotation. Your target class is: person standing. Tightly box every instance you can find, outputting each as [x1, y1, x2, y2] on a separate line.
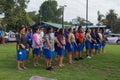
[57, 29, 66, 67]
[26, 28, 33, 62]
[32, 27, 42, 67]
[85, 28, 92, 58]
[75, 26, 84, 60]
[67, 28, 77, 64]
[101, 29, 107, 53]
[16, 26, 28, 70]
[43, 27, 62, 70]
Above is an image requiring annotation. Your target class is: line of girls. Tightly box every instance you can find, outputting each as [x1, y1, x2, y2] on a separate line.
[16, 25, 107, 70]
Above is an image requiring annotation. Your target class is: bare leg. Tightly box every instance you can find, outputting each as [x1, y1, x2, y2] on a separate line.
[45, 59, 49, 68]
[34, 54, 37, 66]
[59, 56, 64, 67]
[102, 46, 105, 53]
[68, 52, 73, 64]
[26, 50, 30, 62]
[22, 60, 27, 69]
[17, 61, 23, 70]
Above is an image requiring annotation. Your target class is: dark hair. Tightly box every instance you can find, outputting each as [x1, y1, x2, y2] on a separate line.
[78, 26, 82, 31]
[19, 25, 25, 32]
[85, 28, 89, 34]
[59, 28, 64, 35]
[28, 28, 32, 32]
[46, 27, 53, 34]
[68, 28, 72, 32]
[33, 27, 39, 33]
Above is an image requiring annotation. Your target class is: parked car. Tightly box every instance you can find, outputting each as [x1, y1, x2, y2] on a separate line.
[4, 31, 16, 42]
[107, 33, 120, 44]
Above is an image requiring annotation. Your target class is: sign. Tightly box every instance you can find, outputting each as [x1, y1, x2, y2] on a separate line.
[72, 19, 79, 25]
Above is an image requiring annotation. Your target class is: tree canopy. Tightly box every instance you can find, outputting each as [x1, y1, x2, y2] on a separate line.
[0, 0, 35, 31]
[39, 0, 62, 23]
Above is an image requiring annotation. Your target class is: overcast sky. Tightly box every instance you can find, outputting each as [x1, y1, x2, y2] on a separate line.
[26, 0, 120, 24]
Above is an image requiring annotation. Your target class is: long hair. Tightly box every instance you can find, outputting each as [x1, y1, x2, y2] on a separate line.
[19, 25, 25, 33]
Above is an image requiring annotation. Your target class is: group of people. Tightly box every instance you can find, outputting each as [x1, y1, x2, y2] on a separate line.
[16, 25, 107, 70]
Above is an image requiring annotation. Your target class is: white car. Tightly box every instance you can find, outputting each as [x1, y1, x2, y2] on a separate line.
[107, 33, 120, 44]
[4, 31, 16, 42]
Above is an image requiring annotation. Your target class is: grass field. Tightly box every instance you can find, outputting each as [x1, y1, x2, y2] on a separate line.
[0, 43, 120, 80]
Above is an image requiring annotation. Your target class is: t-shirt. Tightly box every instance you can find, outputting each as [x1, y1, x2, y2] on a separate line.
[44, 33, 55, 51]
[27, 33, 33, 45]
[32, 33, 40, 48]
[76, 31, 84, 43]
[57, 34, 66, 46]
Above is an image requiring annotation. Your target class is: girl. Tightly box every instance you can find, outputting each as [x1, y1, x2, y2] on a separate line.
[95, 28, 103, 54]
[32, 27, 42, 67]
[75, 26, 84, 60]
[101, 29, 107, 53]
[57, 29, 66, 67]
[26, 28, 33, 62]
[43, 27, 62, 70]
[54, 28, 59, 60]
[90, 28, 97, 56]
[16, 26, 28, 70]
[67, 28, 77, 64]
[85, 28, 92, 58]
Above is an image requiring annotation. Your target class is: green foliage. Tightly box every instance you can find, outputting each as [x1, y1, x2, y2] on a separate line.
[28, 11, 40, 24]
[77, 16, 86, 26]
[39, 0, 62, 23]
[0, 44, 120, 80]
[0, 0, 34, 31]
[97, 11, 104, 25]
[106, 9, 117, 32]
[113, 18, 120, 33]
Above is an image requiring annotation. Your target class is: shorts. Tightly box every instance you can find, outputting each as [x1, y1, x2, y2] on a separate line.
[17, 49, 27, 61]
[43, 49, 54, 58]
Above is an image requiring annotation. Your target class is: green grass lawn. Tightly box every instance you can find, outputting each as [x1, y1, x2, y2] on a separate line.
[0, 43, 120, 80]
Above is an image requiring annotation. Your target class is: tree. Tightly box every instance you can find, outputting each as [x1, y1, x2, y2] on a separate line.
[77, 16, 86, 26]
[97, 11, 104, 25]
[39, 0, 62, 23]
[0, 0, 34, 31]
[28, 11, 40, 23]
[106, 9, 117, 32]
[113, 18, 120, 33]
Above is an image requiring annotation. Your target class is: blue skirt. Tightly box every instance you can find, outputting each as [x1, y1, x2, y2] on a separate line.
[91, 43, 95, 49]
[17, 49, 27, 60]
[95, 43, 101, 50]
[43, 49, 54, 58]
[77, 43, 84, 51]
[33, 48, 42, 54]
[85, 40, 91, 49]
[67, 42, 75, 52]
[65, 43, 69, 50]
[57, 47, 65, 56]
[102, 41, 106, 47]
[55, 44, 59, 52]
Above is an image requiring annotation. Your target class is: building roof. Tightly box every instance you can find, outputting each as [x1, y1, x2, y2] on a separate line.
[43, 22, 71, 29]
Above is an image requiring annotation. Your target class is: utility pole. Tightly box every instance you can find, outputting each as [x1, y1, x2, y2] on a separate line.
[60, 5, 67, 29]
[86, 0, 88, 28]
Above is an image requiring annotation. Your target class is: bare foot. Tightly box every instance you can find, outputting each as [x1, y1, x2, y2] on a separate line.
[22, 66, 27, 69]
[17, 67, 23, 70]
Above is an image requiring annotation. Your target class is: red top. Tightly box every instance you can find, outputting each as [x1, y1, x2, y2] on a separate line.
[76, 31, 84, 43]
